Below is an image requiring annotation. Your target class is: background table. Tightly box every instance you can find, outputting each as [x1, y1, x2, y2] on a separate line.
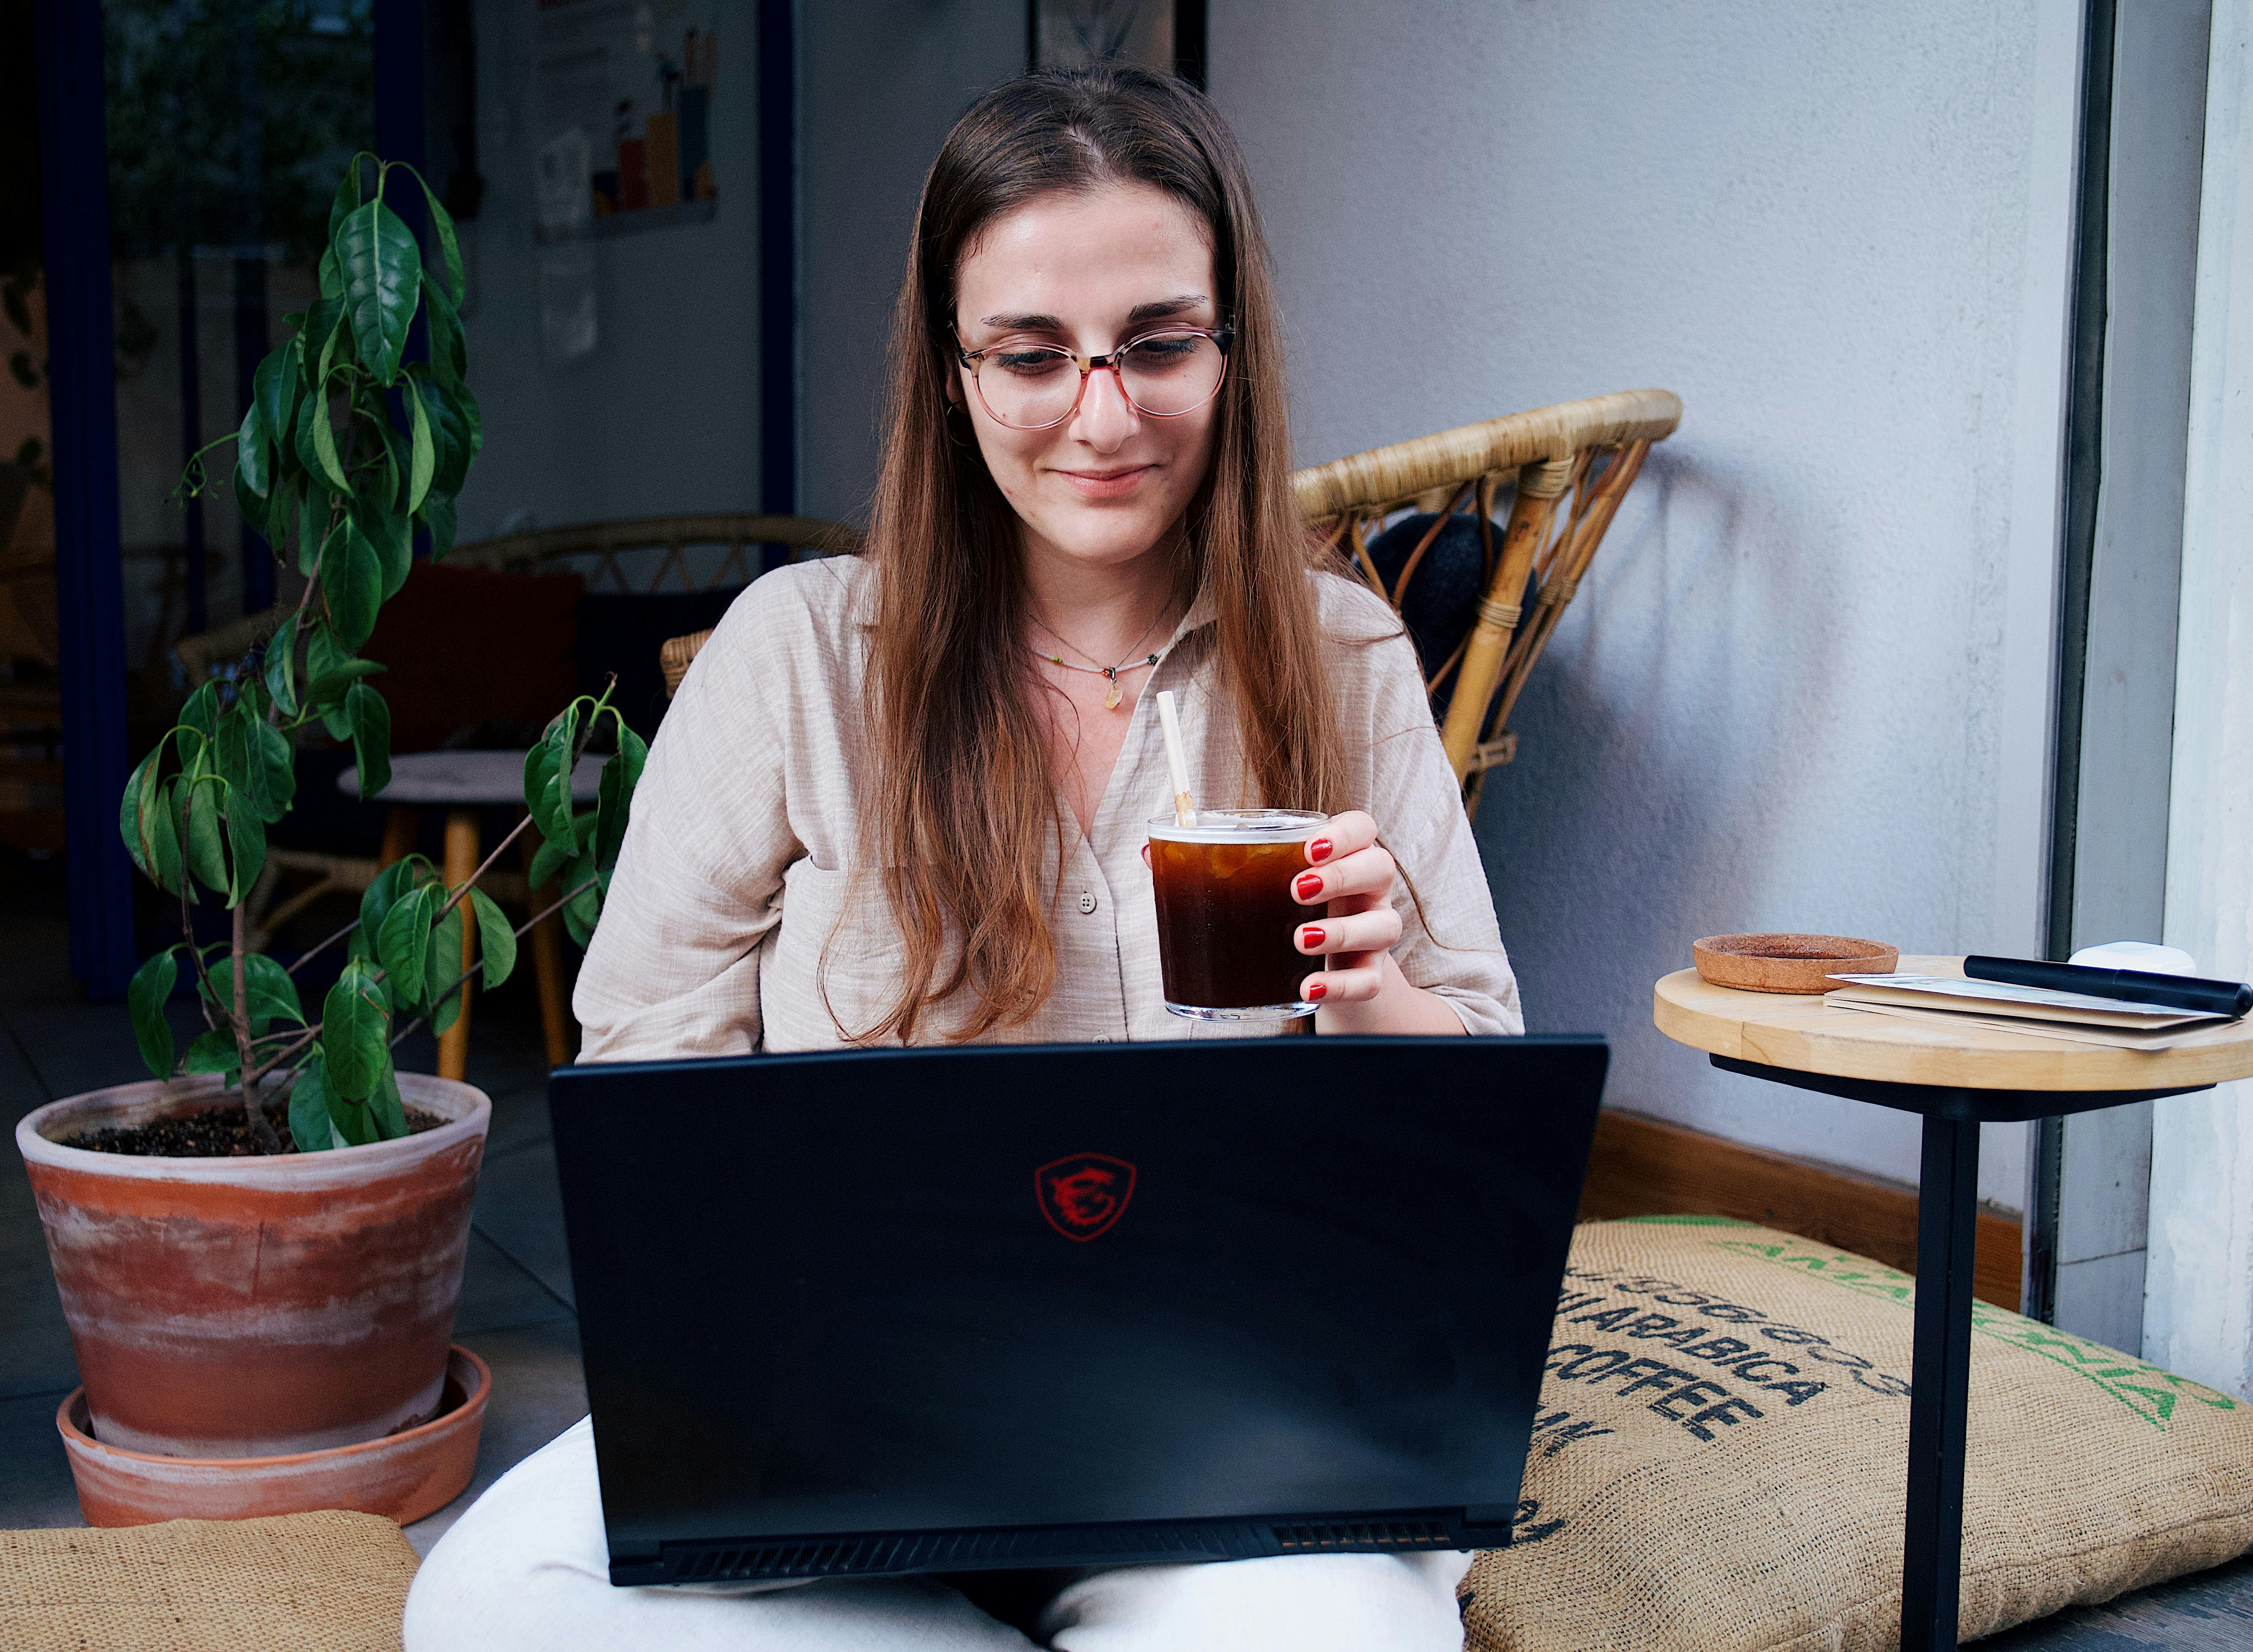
[342, 752, 603, 1079]
[1654, 955, 2253, 1652]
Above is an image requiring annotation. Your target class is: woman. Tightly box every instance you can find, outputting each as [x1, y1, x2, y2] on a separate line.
[405, 65, 1519, 1652]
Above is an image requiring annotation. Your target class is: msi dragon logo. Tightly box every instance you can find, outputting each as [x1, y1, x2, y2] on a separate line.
[1035, 1153, 1137, 1242]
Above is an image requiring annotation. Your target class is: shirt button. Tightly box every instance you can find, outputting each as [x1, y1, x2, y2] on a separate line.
[1078, 891, 1098, 915]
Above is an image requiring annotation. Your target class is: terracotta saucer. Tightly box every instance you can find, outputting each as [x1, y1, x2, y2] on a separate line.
[1691, 933, 1899, 995]
[58, 1345, 489, 1528]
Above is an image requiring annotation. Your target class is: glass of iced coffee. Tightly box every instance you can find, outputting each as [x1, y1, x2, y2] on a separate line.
[1147, 809, 1328, 1019]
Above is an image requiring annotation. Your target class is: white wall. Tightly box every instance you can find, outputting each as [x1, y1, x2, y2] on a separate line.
[454, 0, 764, 542]
[797, 0, 1023, 524]
[1214, 0, 2087, 1209]
[2146, 3, 2253, 1398]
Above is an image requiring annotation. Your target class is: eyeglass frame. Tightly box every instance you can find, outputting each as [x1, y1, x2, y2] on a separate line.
[953, 323, 1237, 431]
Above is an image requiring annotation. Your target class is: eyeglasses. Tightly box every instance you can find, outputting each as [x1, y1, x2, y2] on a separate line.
[956, 324, 1235, 431]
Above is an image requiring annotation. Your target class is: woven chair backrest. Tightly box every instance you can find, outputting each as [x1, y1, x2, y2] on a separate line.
[449, 512, 861, 593]
[1295, 388, 1680, 815]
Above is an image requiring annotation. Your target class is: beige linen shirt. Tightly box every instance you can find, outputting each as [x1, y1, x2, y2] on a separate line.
[574, 556, 1521, 1059]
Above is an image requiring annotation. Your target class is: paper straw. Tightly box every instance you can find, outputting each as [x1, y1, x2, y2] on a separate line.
[1156, 691, 1196, 827]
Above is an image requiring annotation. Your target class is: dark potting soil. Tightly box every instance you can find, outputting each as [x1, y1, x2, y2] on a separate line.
[59, 1100, 448, 1158]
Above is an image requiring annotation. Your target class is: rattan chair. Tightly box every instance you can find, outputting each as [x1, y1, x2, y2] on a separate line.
[660, 394, 1681, 822]
[174, 513, 861, 1069]
[1294, 388, 1681, 814]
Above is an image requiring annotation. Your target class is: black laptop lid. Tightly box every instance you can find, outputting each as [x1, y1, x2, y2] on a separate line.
[549, 1035, 1605, 1581]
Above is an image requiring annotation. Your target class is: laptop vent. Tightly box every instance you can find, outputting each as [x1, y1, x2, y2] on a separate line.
[1271, 1519, 1453, 1551]
[663, 1517, 1459, 1581]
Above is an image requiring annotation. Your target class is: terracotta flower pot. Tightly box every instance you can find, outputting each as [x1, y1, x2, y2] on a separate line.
[16, 1072, 488, 1458]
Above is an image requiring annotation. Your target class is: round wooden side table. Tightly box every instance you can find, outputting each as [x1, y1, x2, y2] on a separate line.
[343, 751, 603, 1079]
[1654, 954, 2253, 1652]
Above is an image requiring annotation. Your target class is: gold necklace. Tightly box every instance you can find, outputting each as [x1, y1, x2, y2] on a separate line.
[1030, 607, 1170, 710]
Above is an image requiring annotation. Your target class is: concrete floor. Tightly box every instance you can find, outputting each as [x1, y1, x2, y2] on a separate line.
[6, 853, 2253, 1643]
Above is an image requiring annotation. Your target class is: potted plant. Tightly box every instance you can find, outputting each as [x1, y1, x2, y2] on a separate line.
[14, 155, 642, 1522]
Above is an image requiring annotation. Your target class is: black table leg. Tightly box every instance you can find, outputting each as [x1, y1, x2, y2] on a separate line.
[1900, 1109, 1980, 1652]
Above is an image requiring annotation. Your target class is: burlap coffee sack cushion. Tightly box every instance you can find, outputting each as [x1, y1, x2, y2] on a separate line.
[1461, 1217, 2253, 1651]
[0, 1509, 417, 1652]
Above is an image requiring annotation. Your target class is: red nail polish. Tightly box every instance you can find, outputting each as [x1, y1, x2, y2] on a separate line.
[1306, 980, 1327, 1001]
[1308, 837, 1334, 864]
[1301, 926, 1325, 949]
[1294, 872, 1323, 900]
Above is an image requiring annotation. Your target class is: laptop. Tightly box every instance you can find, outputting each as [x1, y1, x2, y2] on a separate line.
[547, 1033, 1606, 1586]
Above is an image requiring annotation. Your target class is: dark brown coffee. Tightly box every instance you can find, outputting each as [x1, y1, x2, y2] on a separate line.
[1148, 810, 1325, 1018]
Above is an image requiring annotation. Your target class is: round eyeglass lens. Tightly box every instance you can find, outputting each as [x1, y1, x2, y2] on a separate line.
[974, 331, 1225, 429]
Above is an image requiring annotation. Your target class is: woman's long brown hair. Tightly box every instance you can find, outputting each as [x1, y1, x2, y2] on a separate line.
[857, 66, 1348, 1043]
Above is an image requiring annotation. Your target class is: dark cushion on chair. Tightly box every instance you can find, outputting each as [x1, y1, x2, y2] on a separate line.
[362, 562, 586, 753]
[574, 587, 745, 742]
[1363, 514, 1536, 722]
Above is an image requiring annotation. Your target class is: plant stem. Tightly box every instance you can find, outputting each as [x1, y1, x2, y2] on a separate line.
[285, 809, 540, 981]
[231, 901, 282, 1153]
[435, 812, 536, 921]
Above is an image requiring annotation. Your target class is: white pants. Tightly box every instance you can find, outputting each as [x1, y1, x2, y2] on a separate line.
[405, 1418, 1473, 1651]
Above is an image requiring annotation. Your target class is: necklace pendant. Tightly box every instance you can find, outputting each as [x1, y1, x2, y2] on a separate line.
[1103, 670, 1123, 711]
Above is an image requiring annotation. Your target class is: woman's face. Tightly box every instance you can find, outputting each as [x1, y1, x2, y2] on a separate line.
[951, 182, 1222, 577]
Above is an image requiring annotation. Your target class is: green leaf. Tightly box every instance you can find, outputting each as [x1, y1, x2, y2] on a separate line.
[338, 196, 424, 386]
[179, 680, 221, 744]
[307, 381, 351, 494]
[183, 1027, 242, 1080]
[347, 681, 391, 799]
[368, 1061, 409, 1141]
[181, 779, 231, 898]
[594, 728, 649, 883]
[327, 156, 364, 251]
[233, 398, 270, 501]
[409, 367, 470, 498]
[305, 658, 387, 704]
[421, 272, 467, 391]
[376, 883, 436, 1007]
[360, 855, 426, 945]
[207, 953, 305, 1030]
[256, 341, 301, 475]
[415, 170, 466, 305]
[405, 380, 434, 514]
[224, 796, 266, 903]
[527, 830, 572, 891]
[319, 515, 383, 647]
[295, 484, 326, 577]
[416, 493, 457, 562]
[467, 886, 516, 989]
[127, 950, 178, 1079]
[247, 718, 294, 823]
[526, 709, 579, 843]
[120, 747, 165, 881]
[288, 1058, 336, 1152]
[264, 471, 299, 555]
[321, 958, 390, 1101]
[351, 491, 411, 600]
[263, 611, 301, 719]
[561, 847, 602, 948]
[320, 1052, 378, 1147]
[426, 902, 467, 1035]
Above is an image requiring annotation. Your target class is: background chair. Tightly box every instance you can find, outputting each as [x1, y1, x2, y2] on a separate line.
[662, 393, 1683, 825]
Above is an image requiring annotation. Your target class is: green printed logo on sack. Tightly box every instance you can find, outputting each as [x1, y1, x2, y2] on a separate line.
[1701, 1231, 2237, 1429]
